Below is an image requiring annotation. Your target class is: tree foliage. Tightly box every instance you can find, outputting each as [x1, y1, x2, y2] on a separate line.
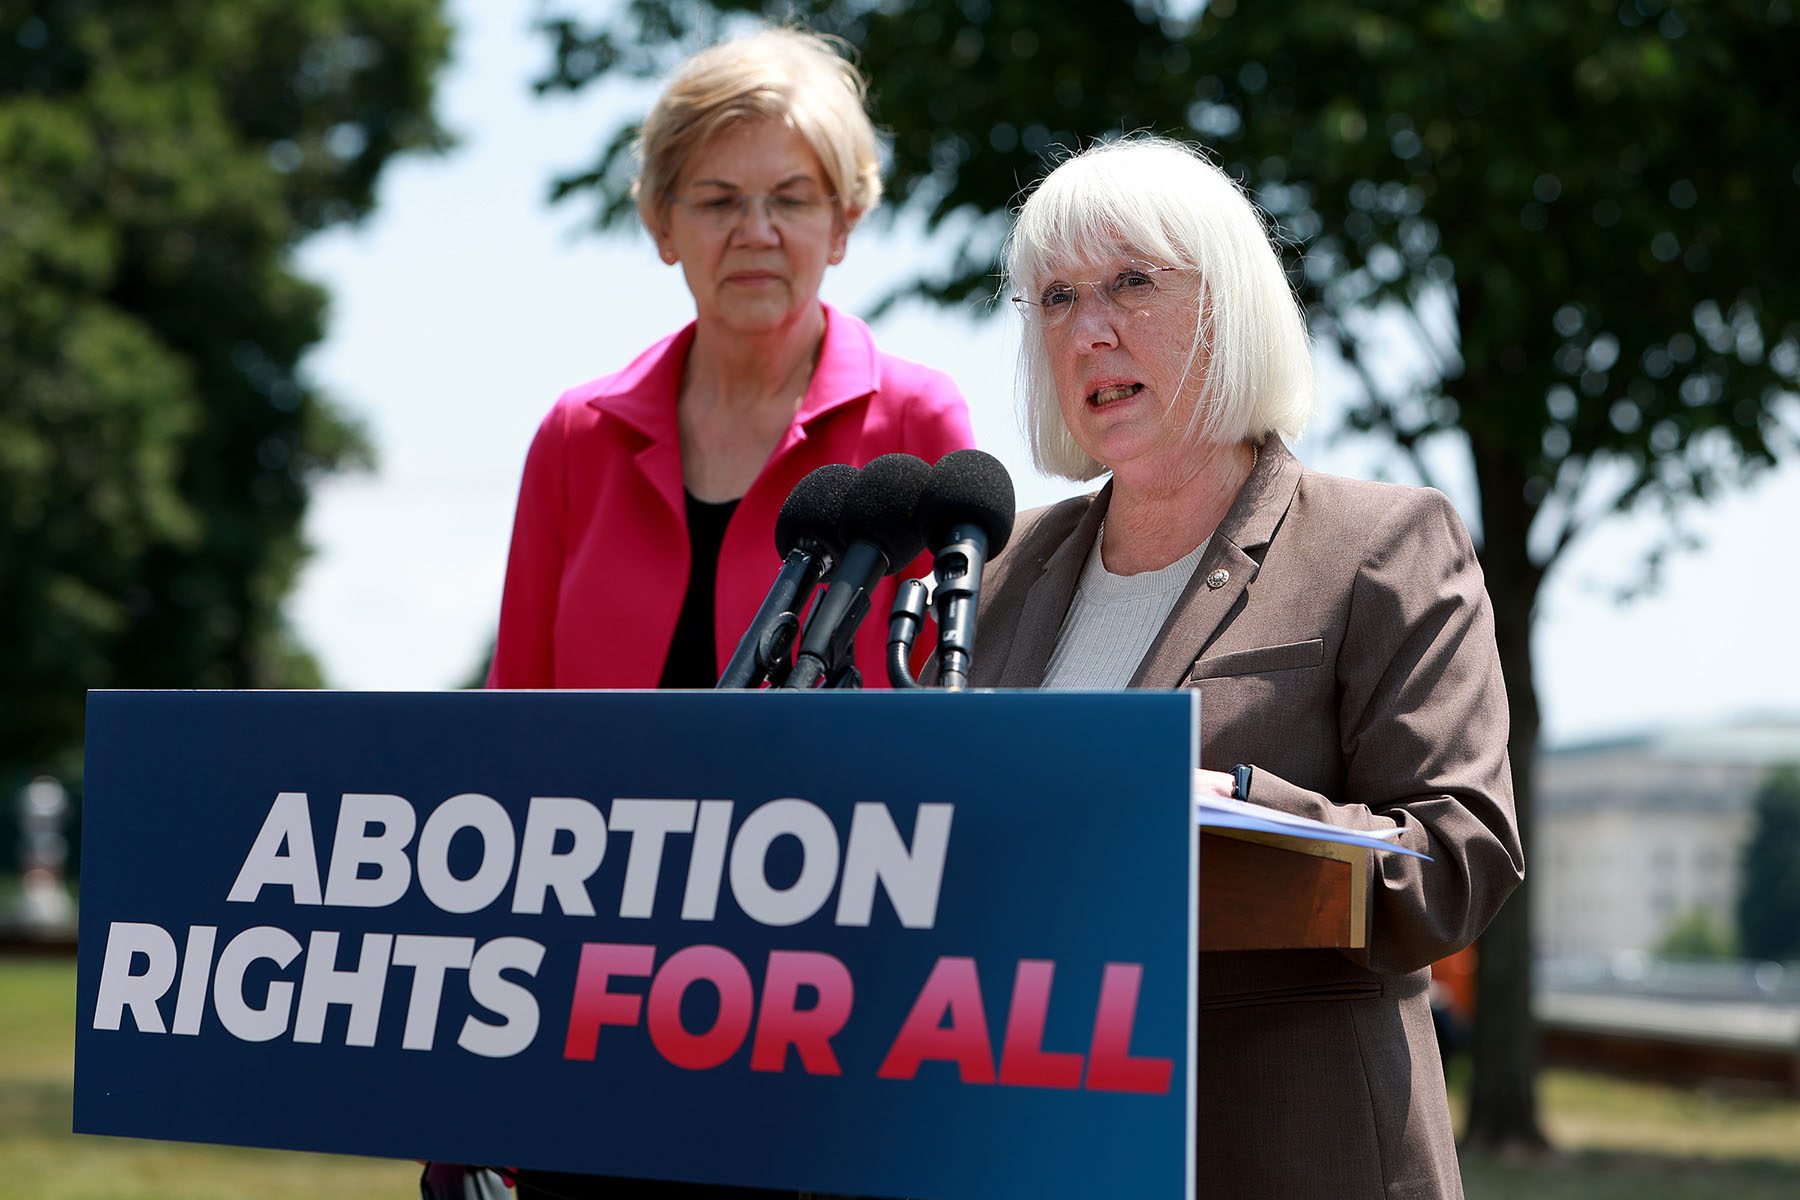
[535, 0, 1800, 1149]
[1737, 766, 1800, 962]
[540, 1, 1798, 529]
[1652, 904, 1736, 959]
[0, 0, 451, 777]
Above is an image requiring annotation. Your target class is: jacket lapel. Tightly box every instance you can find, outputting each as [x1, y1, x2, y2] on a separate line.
[585, 325, 693, 530]
[991, 486, 1109, 688]
[1127, 437, 1303, 687]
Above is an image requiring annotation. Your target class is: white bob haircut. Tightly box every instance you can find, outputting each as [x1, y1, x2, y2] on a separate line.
[1005, 137, 1314, 481]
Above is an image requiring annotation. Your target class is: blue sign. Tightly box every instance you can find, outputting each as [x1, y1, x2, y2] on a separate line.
[77, 690, 1197, 1198]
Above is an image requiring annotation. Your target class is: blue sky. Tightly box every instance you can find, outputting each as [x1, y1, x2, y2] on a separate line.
[290, 1, 1800, 745]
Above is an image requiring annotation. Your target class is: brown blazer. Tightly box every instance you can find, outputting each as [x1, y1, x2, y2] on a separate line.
[970, 438, 1523, 1199]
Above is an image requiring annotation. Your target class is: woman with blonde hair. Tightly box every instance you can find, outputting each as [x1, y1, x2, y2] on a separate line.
[473, 26, 973, 1200]
[487, 28, 973, 694]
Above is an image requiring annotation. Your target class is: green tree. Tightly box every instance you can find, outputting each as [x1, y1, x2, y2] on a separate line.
[0, 1, 451, 778]
[535, 0, 1800, 1150]
[1653, 905, 1736, 959]
[1737, 766, 1800, 962]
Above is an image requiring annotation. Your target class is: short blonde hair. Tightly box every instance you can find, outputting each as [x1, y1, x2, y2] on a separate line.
[634, 28, 883, 233]
[1005, 137, 1314, 481]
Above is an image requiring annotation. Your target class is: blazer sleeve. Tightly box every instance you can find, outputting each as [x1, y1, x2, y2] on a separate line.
[486, 404, 568, 689]
[1244, 489, 1524, 975]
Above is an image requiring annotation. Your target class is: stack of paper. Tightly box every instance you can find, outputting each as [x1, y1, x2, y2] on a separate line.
[1193, 788, 1429, 860]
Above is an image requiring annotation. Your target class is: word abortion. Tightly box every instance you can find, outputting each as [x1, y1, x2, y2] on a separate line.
[228, 791, 955, 927]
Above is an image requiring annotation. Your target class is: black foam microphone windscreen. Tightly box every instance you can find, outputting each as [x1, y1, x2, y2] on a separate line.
[920, 449, 1017, 690]
[784, 453, 932, 688]
[717, 462, 859, 689]
[834, 453, 932, 571]
[917, 449, 1016, 557]
[775, 462, 857, 559]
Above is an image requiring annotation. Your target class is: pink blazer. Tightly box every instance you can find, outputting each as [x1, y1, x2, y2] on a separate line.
[487, 303, 976, 689]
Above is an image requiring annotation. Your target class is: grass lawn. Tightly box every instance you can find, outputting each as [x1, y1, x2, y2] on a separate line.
[5, 955, 1799, 1197]
[0, 958, 414, 1199]
[1449, 1057, 1800, 1200]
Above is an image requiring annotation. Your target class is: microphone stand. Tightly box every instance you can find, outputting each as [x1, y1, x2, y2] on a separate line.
[931, 525, 988, 691]
[886, 578, 930, 689]
[716, 548, 830, 689]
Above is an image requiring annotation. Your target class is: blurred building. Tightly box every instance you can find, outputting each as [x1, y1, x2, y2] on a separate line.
[1534, 719, 1800, 959]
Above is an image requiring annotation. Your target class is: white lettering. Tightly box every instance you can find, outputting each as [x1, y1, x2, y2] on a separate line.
[213, 926, 301, 1042]
[171, 925, 218, 1035]
[93, 921, 177, 1033]
[730, 799, 839, 927]
[322, 794, 416, 907]
[227, 792, 321, 905]
[680, 800, 734, 921]
[293, 930, 393, 1046]
[836, 803, 954, 929]
[417, 794, 515, 914]
[392, 934, 476, 1051]
[610, 799, 696, 919]
[458, 937, 544, 1058]
[511, 796, 606, 916]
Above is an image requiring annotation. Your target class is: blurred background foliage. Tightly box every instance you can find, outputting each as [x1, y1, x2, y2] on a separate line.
[1737, 767, 1800, 962]
[535, 0, 1800, 1150]
[0, 0, 452, 782]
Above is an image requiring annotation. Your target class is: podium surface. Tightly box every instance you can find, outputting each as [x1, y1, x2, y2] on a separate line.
[1199, 830, 1371, 952]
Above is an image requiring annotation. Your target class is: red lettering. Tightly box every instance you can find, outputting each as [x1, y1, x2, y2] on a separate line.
[1085, 962, 1173, 1093]
[997, 959, 1083, 1089]
[877, 956, 995, 1083]
[751, 951, 853, 1075]
[563, 942, 655, 1061]
[646, 945, 754, 1070]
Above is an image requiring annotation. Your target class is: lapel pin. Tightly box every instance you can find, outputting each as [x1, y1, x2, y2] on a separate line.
[1206, 568, 1230, 589]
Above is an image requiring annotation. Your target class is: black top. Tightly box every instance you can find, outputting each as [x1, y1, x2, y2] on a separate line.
[656, 491, 741, 689]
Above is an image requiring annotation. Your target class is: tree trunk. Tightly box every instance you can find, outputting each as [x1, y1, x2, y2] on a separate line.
[1461, 431, 1550, 1152]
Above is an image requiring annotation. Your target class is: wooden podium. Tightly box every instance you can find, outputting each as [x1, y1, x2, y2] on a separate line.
[1198, 830, 1372, 951]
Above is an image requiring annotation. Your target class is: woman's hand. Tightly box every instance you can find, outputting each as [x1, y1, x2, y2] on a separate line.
[1193, 768, 1237, 799]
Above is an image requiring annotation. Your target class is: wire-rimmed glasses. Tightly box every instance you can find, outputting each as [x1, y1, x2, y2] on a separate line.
[1011, 263, 1187, 329]
[675, 186, 841, 232]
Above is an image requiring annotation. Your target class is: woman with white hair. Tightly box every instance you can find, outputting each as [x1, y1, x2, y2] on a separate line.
[971, 137, 1524, 1197]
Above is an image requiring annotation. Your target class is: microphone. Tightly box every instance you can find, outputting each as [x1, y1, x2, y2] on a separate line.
[917, 449, 1015, 691]
[783, 453, 931, 689]
[717, 463, 857, 689]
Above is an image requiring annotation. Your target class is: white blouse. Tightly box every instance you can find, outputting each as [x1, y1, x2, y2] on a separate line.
[1041, 527, 1209, 690]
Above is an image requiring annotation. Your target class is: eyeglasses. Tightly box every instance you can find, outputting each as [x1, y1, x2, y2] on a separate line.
[675, 188, 841, 231]
[1011, 263, 1187, 330]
